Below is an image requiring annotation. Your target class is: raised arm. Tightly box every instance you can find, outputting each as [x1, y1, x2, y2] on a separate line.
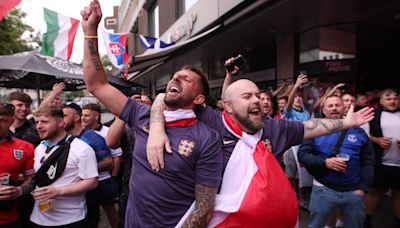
[182, 184, 217, 228]
[313, 83, 345, 110]
[106, 117, 125, 149]
[285, 74, 307, 111]
[39, 83, 65, 108]
[221, 57, 239, 99]
[272, 81, 287, 98]
[81, 0, 127, 116]
[303, 105, 374, 140]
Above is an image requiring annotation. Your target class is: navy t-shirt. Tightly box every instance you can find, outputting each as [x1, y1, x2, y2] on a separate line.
[120, 99, 223, 227]
[196, 106, 304, 167]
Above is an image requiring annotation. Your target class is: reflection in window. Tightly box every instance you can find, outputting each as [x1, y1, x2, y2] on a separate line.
[299, 24, 356, 63]
[149, 4, 159, 37]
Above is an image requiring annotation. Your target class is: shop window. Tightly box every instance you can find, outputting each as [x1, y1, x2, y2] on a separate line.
[298, 24, 356, 64]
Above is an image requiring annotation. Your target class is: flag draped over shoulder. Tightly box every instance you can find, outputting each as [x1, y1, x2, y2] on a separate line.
[176, 111, 298, 228]
[0, 0, 21, 21]
[139, 35, 175, 49]
[41, 8, 79, 60]
[100, 27, 129, 70]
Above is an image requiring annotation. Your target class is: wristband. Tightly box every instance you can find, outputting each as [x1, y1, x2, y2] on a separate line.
[84, 35, 98, 39]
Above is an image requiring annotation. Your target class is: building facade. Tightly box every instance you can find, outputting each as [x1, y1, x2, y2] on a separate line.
[114, 0, 400, 102]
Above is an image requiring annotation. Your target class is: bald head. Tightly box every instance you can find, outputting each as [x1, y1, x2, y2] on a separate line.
[225, 79, 259, 100]
[224, 79, 264, 134]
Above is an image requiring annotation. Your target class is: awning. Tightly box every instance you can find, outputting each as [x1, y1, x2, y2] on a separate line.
[128, 25, 221, 80]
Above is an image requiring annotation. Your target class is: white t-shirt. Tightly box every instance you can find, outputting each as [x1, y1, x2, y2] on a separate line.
[95, 125, 123, 157]
[30, 137, 99, 226]
[381, 111, 400, 167]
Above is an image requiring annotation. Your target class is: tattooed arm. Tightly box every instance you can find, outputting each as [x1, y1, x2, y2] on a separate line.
[81, 0, 127, 116]
[182, 184, 217, 228]
[303, 105, 374, 140]
[146, 93, 172, 171]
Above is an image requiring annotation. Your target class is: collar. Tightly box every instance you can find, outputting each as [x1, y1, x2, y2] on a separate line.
[164, 109, 197, 127]
[94, 124, 103, 132]
[0, 131, 14, 143]
[42, 134, 69, 148]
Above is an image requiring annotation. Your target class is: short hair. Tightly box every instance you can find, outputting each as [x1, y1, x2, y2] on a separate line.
[279, 96, 288, 102]
[0, 102, 15, 116]
[62, 103, 82, 116]
[180, 65, 210, 100]
[6, 91, 32, 104]
[260, 90, 273, 98]
[82, 103, 101, 113]
[34, 105, 64, 118]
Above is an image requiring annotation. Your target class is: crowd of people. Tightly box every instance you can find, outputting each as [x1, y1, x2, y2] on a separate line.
[0, 0, 399, 228]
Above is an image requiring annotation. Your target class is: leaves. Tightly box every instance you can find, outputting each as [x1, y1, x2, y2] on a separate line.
[0, 8, 41, 55]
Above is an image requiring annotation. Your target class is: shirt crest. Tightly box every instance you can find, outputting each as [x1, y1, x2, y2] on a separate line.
[262, 139, 273, 152]
[178, 139, 195, 157]
[13, 149, 24, 160]
[347, 134, 357, 143]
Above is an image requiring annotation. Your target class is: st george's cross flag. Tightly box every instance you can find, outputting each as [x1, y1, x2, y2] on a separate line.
[176, 111, 298, 228]
[101, 27, 129, 69]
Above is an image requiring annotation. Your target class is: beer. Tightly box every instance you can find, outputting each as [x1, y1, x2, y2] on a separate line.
[38, 200, 52, 212]
[0, 173, 10, 185]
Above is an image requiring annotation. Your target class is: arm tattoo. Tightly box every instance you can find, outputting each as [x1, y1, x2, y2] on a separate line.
[304, 118, 345, 133]
[20, 176, 34, 195]
[150, 97, 166, 123]
[97, 159, 112, 172]
[88, 40, 96, 56]
[87, 40, 101, 71]
[183, 184, 217, 228]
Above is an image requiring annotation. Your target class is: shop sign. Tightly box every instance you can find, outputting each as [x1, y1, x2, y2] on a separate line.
[324, 60, 352, 72]
[169, 12, 197, 42]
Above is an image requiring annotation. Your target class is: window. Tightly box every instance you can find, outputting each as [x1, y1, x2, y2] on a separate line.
[298, 24, 356, 64]
[177, 0, 198, 18]
[149, 4, 159, 37]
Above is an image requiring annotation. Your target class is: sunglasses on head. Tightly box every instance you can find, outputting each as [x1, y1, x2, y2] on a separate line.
[383, 91, 398, 97]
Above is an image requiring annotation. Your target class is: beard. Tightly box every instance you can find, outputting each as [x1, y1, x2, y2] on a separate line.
[64, 121, 75, 132]
[233, 110, 265, 134]
[164, 96, 183, 109]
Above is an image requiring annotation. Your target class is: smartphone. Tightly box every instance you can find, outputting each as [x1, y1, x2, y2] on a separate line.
[299, 70, 307, 76]
[298, 70, 309, 88]
[226, 55, 246, 72]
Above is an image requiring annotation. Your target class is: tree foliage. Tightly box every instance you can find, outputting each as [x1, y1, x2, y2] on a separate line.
[0, 8, 40, 55]
[101, 55, 113, 72]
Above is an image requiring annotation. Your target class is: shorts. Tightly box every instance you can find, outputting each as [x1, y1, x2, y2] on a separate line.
[85, 178, 119, 227]
[372, 165, 400, 190]
[283, 149, 298, 179]
[97, 178, 119, 206]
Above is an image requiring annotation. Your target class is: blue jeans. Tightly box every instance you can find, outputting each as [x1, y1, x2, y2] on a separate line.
[308, 185, 365, 228]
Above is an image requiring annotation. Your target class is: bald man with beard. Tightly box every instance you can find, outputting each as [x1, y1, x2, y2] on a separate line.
[147, 79, 375, 227]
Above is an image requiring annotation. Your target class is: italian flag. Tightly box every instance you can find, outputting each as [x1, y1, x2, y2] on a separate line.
[41, 8, 79, 60]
